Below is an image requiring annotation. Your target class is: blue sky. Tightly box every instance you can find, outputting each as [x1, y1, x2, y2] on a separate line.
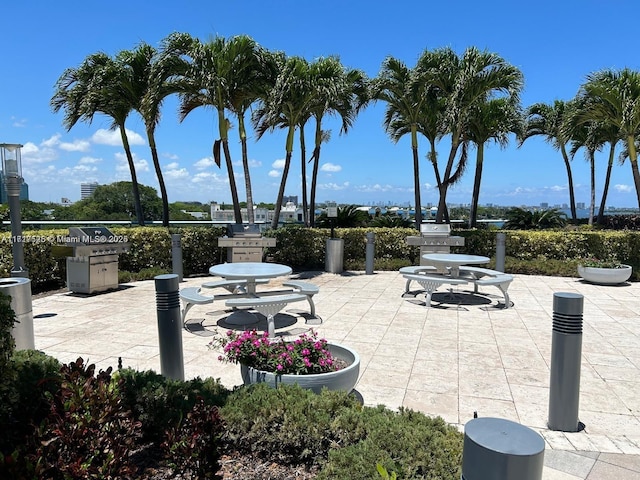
[2, 0, 640, 208]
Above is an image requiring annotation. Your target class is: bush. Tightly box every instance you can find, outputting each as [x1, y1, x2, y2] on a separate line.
[0, 350, 61, 454]
[318, 407, 463, 479]
[219, 383, 364, 465]
[116, 368, 229, 442]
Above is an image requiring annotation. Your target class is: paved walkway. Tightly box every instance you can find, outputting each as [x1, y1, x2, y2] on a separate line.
[30, 270, 640, 479]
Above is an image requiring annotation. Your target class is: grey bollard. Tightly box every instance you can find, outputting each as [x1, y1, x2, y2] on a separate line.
[495, 232, 506, 272]
[325, 238, 344, 274]
[155, 274, 184, 381]
[548, 292, 584, 432]
[365, 232, 375, 275]
[0, 277, 34, 350]
[461, 417, 545, 480]
[171, 234, 183, 282]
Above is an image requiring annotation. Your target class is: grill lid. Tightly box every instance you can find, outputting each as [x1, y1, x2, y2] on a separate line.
[68, 226, 118, 244]
[226, 224, 261, 237]
[420, 224, 451, 235]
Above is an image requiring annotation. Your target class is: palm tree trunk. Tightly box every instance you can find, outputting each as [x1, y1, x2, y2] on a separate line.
[218, 111, 242, 224]
[119, 125, 145, 226]
[627, 136, 640, 208]
[221, 139, 242, 224]
[411, 127, 422, 228]
[309, 147, 319, 227]
[428, 140, 450, 223]
[597, 144, 615, 225]
[435, 139, 460, 223]
[469, 143, 484, 229]
[271, 127, 295, 229]
[238, 115, 255, 224]
[147, 127, 170, 227]
[299, 125, 309, 226]
[588, 152, 595, 226]
[560, 145, 577, 221]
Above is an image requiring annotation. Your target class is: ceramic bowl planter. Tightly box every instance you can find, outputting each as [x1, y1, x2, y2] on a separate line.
[240, 342, 360, 394]
[577, 264, 632, 285]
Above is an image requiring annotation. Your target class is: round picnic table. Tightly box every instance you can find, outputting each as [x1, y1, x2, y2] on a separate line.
[421, 253, 490, 278]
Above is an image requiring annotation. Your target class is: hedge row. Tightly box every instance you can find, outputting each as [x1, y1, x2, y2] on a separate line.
[1, 226, 638, 289]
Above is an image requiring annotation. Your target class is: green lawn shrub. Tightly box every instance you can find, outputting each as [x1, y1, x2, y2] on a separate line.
[116, 368, 230, 443]
[219, 383, 365, 465]
[318, 407, 463, 480]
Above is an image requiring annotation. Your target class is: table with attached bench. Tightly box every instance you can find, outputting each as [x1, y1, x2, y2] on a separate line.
[179, 262, 321, 331]
[400, 255, 513, 308]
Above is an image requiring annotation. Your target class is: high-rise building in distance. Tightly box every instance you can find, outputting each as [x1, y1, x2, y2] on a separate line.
[81, 182, 99, 200]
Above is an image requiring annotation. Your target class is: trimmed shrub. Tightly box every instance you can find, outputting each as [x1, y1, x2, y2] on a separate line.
[318, 407, 463, 480]
[116, 368, 229, 442]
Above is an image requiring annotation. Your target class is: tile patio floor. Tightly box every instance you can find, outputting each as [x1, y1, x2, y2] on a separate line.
[30, 270, 640, 479]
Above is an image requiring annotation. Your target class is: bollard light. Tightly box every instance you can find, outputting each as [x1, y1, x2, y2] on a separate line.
[0, 143, 28, 278]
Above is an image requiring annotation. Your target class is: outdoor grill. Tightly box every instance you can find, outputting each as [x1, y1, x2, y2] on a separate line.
[406, 224, 465, 265]
[217, 224, 276, 263]
[65, 226, 130, 294]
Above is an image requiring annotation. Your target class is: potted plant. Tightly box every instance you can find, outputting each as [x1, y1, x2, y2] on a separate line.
[210, 329, 360, 394]
[577, 257, 632, 285]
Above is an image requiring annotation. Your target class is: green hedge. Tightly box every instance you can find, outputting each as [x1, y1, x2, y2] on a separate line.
[1, 226, 638, 289]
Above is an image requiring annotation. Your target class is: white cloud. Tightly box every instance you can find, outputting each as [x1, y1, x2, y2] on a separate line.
[59, 139, 91, 152]
[614, 184, 633, 193]
[549, 185, 566, 192]
[21, 140, 58, 165]
[163, 152, 179, 160]
[194, 157, 216, 169]
[268, 169, 280, 178]
[78, 156, 101, 164]
[248, 159, 262, 168]
[319, 181, 350, 191]
[272, 159, 285, 169]
[192, 171, 227, 185]
[164, 167, 190, 181]
[92, 128, 145, 146]
[41, 134, 62, 148]
[115, 151, 149, 174]
[11, 116, 27, 128]
[320, 162, 342, 172]
[165, 162, 180, 169]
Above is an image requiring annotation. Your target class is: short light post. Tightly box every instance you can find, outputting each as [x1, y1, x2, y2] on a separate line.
[0, 143, 28, 278]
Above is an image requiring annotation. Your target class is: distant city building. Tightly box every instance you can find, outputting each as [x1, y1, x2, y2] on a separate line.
[540, 202, 549, 209]
[576, 202, 586, 209]
[210, 201, 302, 224]
[0, 171, 29, 203]
[282, 195, 298, 205]
[81, 182, 99, 199]
[60, 197, 73, 206]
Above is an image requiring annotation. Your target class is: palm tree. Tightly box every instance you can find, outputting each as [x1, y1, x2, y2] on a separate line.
[426, 47, 523, 223]
[168, 33, 243, 223]
[253, 55, 314, 230]
[576, 69, 640, 210]
[120, 42, 177, 227]
[466, 97, 522, 228]
[520, 100, 577, 221]
[307, 57, 369, 227]
[51, 52, 145, 225]
[224, 36, 277, 225]
[372, 56, 429, 228]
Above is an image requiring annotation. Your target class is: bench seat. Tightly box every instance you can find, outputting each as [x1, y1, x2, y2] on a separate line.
[225, 293, 307, 337]
[282, 280, 319, 317]
[179, 287, 214, 325]
[474, 274, 513, 308]
[399, 266, 438, 293]
[402, 273, 468, 308]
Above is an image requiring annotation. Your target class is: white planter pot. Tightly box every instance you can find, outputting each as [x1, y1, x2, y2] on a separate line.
[240, 342, 360, 394]
[577, 264, 632, 285]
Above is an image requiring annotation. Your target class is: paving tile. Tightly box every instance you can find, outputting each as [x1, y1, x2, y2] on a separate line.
[543, 449, 597, 478]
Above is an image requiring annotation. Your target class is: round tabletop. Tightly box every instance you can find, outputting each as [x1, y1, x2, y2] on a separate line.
[208, 262, 292, 280]
[421, 253, 490, 265]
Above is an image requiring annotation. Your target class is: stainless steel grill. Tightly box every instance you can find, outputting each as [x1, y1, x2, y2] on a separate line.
[217, 224, 276, 263]
[65, 226, 130, 293]
[406, 224, 465, 265]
